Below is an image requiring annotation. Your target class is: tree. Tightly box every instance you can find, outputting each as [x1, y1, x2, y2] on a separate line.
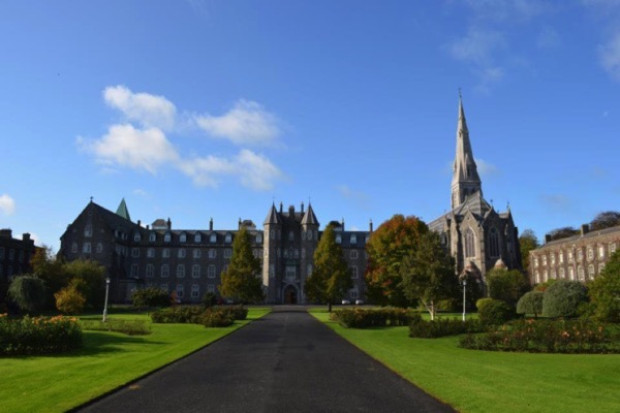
[486, 268, 530, 309]
[590, 211, 620, 231]
[542, 280, 588, 318]
[365, 214, 428, 307]
[31, 246, 69, 309]
[588, 250, 620, 322]
[7, 275, 47, 314]
[400, 231, 458, 320]
[132, 287, 171, 309]
[55, 282, 86, 315]
[219, 226, 264, 304]
[305, 224, 353, 312]
[516, 290, 543, 317]
[518, 229, 539, 274]
[63, 259, 106, 311]
[545, 227, 578, 242]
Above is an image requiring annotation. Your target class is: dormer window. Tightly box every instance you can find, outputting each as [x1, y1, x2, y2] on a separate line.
[350, 234, 357, 244]
[194, 233, 202, 243]
[210, 233, 217, 243]
[225, 233, 232, 243]
[164, 233, 171, 243]
[134, 232, 141, 242]
[149, 232, 156, 242]
[179, 233, 187, 243]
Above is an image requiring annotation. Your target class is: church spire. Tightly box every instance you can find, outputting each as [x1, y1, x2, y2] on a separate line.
[451, 94, 482, 209]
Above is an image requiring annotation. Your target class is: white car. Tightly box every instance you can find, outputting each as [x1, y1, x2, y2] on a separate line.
[341, 299, 351, 305]
[354, 299, 364, 305]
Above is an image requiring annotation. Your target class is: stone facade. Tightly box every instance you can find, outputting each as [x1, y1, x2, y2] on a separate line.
[429, 97, 521, 283]
[59, 200, 369, 304]
[0, 229, 38, 294]
[529, 225, 619, 285]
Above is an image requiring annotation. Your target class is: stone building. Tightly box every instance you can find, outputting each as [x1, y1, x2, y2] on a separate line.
[529, 224, 619, 285]
[59, 200, 369, 304]
[429, 97, 521, 283]
[0, 229, 38, 298]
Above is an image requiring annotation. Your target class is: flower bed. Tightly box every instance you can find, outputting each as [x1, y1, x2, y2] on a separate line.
[0, 314, 83, 356]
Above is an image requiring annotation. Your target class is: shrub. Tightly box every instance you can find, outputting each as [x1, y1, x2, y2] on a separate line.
[55, 284, 86, 315]
[486, 268, 530, 308]
[150, 305, 204, 324]
[202, 292, 217, 308]
[542, 280, 588, 318]
[201, 308, 234, 327]
[331, 308, 416, 328]
[516, 291, 543, 317]
[0, 314, 83, 355]
[459, 318, 619, 353]
[217, 305, 248, 320]
[7, 275, 47, 315]
[409, 317, 482, 338]
[477, 298, 515, 326]
[588, 250, 620, 322]
[80, 319, 151, 335]
[132, 287, 171, 309]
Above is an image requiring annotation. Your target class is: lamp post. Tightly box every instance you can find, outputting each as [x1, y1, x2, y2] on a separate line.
[102, 277, 110, 322]
[461, 276, 467, 322]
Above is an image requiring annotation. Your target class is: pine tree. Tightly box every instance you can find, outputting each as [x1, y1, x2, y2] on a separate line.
[219, 227, 264, 304]
[304, 224, 352, 312]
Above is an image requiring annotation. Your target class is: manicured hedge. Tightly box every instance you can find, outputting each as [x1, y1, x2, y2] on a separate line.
[331, 308, 416, 328]
[150, 305, 247, 326]
[0, 314, 83, 356]
[409, 317, 483, 338]
[459, 318, 620, 353]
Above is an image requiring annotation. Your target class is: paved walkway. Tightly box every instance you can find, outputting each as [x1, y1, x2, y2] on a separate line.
[78, 307, 454, 413]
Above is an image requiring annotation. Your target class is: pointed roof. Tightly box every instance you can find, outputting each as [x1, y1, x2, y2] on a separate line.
[116, 198, 131, 221]
[263, 203, 281, 225]
[451, 95, 481, 188]
[301, 203, 319, 226]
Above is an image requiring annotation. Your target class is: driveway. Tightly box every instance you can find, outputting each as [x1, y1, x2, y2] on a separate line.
[77, 306, 454, 412]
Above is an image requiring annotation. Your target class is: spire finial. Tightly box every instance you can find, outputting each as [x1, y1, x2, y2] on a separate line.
[458, 87, 462, 100]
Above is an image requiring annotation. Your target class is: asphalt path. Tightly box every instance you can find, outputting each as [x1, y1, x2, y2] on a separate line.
[77, 307, 455, 413]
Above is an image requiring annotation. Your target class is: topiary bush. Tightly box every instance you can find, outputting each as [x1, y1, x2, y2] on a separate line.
[7, 275, 47, 315]
[516, 291, 543, 317]
[477, 298, 515, 326]
[542, 280, 588, 318]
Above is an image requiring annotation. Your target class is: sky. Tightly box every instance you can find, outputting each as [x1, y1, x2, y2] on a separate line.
[1, 0, 619, 252]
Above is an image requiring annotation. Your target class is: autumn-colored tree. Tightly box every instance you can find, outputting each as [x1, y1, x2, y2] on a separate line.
[219, 227, 264, 304]
[55, 282, 86, 315]
[64, 259, 106, 311]
[365, 214, 428, 307]
[400, 231, 457, 320]
[518, 229, 539, 274]
[31, 247, 69, 309]
[304, 224, 352, 312]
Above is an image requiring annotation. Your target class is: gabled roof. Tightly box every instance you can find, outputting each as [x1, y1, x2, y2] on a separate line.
[116, 198, 131, 221]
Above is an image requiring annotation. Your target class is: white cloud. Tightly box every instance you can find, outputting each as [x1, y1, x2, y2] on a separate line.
[78, 124, 179, 174]
[195, 100, 280, 145]
[599, 32, 620, 80]
[0, 194, 16, 215]
[104, 85, 176, 130]
[475, 158, 499, 176]
[236, 149, 283, 191]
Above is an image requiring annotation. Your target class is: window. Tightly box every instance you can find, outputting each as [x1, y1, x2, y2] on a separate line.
[550, 268, 556, 279]
[350, 234, 357, 245]
[133, 232, 141, 242]
[179, 233, 187, 243]
[534, 257, 539, 268]
[191, 284, 200, 298]
[542, 255, 547, 266]
[464, 228, 475, 258]
[208, 249, 217, 259]
[569, 266, 575, 280]
[610, 243, 617, 254]
[587, 247, 594, 261]
[535, 270, 540, 284]
[194, 233, 202, 243]
[208, 265, 216, 278]
[147, 248, 155, 258]
[149, 232, 156, 242]
[577, 249, 583, 262]
[193, 249, 201, 259]
[163, 248, 170, 258]
[83, 242, 91, 253]
[71, 242, 78, 253]
[161, 264, 169, 278]
[224, 249, 232, 259]
[192, 264, 200, 278]
[160, 283, 169, 292]
[335, 235, 342, 244]
[577, 265, 585, 281]
[550, 253, 555, 265]
[210, 234, 217, 243]
[588, 264, 595, 278]
[307, 230, 312, 241]
[178, 249, 186, 258]
[288, 231, 294, 242]
[568, 250, 574, 263]
[488, 228, 499, 257]
[225, 233, 232, 243]
[256, 233, 263, 243]
[207, 284, 215, 293]
[598, 245, 605, 259]
[164, 233, 171, 243]
[84, 225, 92, 237]
[286, 266, 296, 279]
[146, 264, 154, 278]
[176, 284, 184, 299]
[176, 264, 185, 278]
[559, 267, 565, 279]
[96, 243, 103, 254]
[350, 250, 359, 259]
[351, 266, 358, 279]
[131, 248, 140, 258]
[559, 251, 564, 264]
[131, 264, 139, 277]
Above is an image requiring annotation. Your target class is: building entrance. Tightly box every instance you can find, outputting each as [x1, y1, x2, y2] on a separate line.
[283, 285, 298, 304]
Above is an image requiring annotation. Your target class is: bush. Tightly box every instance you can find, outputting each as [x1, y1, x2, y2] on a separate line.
[0, 314, 83, 355]
[201, 308, 234, 327]
[331, 308, 416, 328]
[55, 284, 86, 315]
[80, 319, 151, 335]
[132, 287, 171, 309]
[409, 317, 483, 338]
[459, 318, 619, 353]
[486, 268, 530, 308]
[216, 305, 248, 320]
[477, 298, 515, 326]
[202, 292, 217, 308]
[542, 280, 588, 318]
[516, 291, 543, 317]
[7, 275, 47, 315]
[588, 250, 620, 322]
[150, 305, 204, 324]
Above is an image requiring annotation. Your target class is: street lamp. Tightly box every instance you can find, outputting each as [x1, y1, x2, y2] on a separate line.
[461, 275, 467, 322]
[102, 277, 110, 322]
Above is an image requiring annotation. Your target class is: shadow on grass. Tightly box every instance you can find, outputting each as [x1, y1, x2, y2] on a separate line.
[55, 331, 167, 358]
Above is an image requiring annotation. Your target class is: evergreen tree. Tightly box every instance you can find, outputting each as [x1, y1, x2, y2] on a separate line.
[304, 224, 352, 312]
[219, 227, 264, 304]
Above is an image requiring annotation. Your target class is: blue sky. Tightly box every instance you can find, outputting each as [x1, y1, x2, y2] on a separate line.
[1, 1, 619, 251]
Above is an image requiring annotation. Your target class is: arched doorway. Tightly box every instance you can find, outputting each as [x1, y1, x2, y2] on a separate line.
[283, 284, 298, 304]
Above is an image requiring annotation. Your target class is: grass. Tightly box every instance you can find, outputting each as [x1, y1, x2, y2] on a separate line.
[311, 309, 620, 413]
[0, 307, 271, 413]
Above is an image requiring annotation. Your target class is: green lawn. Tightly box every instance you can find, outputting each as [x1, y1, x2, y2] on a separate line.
[0, 307, 271, 413]
[311, 310, 620, 413]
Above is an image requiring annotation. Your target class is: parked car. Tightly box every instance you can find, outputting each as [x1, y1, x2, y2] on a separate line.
[341, 299, 351, 305]
[355, 299, 364, 305]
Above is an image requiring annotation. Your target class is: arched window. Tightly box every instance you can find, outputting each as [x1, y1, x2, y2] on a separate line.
[465, 228, 475, 258]
[488, 228, 499, 258]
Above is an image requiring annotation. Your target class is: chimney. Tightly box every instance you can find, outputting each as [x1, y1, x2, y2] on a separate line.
[301, 202, 305, 213]
[209, 218, 213, 231]
[167, 218, 171, 230]
[279, 202, 283, 213]
[0, 229, 12, 238]
[137, 220, 141, 227]
[289, 205, 295, 215]
[369, 219, 373, 233]
[580, 224, 589, 236]
[341, 218, 345, 231]
[238, 218, 242, 229]
[545, 234, 551, 243]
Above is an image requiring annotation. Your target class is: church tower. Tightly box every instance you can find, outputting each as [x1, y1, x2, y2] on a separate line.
[451, 95, 482, 209]
[262, 203, 281, 302]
